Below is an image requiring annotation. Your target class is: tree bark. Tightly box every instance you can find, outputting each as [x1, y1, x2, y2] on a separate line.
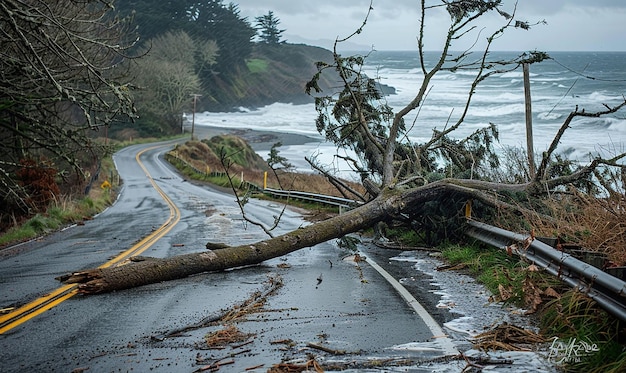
[61, 189, 400, 294]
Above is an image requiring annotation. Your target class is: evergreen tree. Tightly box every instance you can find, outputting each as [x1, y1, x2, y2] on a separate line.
[113, 1, 191, 42]
[115, 0, 255, 76]
[185, 1, 256, 76]
[255, 11, 285, 44]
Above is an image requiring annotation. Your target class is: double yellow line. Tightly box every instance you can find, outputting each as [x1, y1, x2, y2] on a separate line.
[0, 145, 180, 334]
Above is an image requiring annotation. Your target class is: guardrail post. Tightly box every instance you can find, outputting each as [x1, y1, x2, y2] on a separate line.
[465, 200, 472, 219]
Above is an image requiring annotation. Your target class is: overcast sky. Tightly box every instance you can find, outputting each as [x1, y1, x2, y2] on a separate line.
[235, 0, 626, 51]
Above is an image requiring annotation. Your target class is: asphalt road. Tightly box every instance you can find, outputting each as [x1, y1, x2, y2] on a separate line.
[0, 140, 459, 372]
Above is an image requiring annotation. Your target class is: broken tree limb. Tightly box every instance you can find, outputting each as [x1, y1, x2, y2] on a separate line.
[60, 189, 395, 293]
[306, 342, 347, 355]
[305, 155, 367, 202]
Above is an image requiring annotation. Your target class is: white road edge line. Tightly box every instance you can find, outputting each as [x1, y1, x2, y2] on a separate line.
[362, 253, 459, 356]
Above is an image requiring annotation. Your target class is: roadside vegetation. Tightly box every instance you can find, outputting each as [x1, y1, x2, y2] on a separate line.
[0, 133, 181, 248]
[0, 156, 117, 248]
[1, 0, 330, 239]
[167, 136, 366, 199]
[383, 222, 626, 372]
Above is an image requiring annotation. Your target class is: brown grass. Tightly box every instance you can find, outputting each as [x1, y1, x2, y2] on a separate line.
[472, 323, 547, 351]
[519, 192, 626, 265]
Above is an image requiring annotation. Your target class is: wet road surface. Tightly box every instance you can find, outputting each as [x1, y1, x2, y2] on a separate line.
[0, 141, 464, 372]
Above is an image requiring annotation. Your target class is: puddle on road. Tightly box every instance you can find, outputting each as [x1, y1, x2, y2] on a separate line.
[383, 250, 558, 372]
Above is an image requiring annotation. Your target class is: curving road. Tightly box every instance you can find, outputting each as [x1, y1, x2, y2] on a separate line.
[0, 141, 457, 372]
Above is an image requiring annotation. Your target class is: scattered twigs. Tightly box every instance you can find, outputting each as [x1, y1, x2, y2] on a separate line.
[306, 342, 347, 355]
[461, 353, 485, 372]
[204, 325, 252, 349]
[461, 352, 514, 372]
[151, 275, 282, 341]
[245, 364, 264, 371]
[220, 276, 283, 323]
[193, 358, 235, 372]
[268, 358, 324, 373]
[151, 313, 222, 341]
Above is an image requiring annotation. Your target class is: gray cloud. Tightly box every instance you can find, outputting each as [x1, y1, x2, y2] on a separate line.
[234, 0, 626, 51]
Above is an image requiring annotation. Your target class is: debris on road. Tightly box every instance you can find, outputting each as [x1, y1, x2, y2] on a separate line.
[472, 322, 547, 351]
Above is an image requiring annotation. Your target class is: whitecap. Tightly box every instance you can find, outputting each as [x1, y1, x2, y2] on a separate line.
[537, 112, 563, 121]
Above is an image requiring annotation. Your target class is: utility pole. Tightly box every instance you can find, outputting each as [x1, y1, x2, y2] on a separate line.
[522, 63, 536, 179]
[190, 94, 201, 140]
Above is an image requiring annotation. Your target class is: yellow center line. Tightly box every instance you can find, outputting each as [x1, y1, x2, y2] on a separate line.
[0, 144, 180, 334]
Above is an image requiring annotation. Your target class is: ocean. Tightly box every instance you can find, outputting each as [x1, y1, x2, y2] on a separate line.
[194, 51, 626, 178]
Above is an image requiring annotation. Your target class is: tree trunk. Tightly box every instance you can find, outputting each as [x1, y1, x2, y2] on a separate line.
[61, 189, 403, 294]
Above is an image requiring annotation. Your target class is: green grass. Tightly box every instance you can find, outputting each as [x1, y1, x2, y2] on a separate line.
[383, 227, 424, 246]
[246, 58, 269, 73]
[0, 193, 114, 248]
[440, 243, 559, 306]
[1, 212, 67, 246]
[541, 290, 626, 372]
[442, 244, 512, 273]
[207, 174, 243, 188]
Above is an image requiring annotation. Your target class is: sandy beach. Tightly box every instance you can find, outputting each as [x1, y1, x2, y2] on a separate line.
[191, 125, 321, 151]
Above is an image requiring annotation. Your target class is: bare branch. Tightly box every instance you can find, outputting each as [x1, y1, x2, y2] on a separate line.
[537, 99, 626, 181]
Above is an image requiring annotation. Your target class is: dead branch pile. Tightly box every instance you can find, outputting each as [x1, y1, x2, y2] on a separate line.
[204, 325, 252, 349]
[472, 323, 547, 351]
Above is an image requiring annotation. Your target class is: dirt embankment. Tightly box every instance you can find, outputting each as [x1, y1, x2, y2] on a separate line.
[172, 130, 366, 200]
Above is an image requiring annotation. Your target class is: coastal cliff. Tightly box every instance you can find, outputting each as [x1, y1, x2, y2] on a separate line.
[201, 43, 394, 111]
[202, 43, 335, 111]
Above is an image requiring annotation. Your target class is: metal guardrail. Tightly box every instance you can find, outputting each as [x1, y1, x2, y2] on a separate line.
[262, 188, 363, 212]
[465, 219, 626, 322]
[165, 152, 363, 211]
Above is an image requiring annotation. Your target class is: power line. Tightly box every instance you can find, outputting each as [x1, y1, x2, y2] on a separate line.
[550, 57, 626, 82]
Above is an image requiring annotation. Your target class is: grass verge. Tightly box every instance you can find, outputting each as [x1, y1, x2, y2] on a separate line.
[439, 242, 625, 372]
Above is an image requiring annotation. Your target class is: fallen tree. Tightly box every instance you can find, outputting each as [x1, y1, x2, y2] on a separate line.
[60, 1, 626, 294]
[58, 179, 540, 293]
